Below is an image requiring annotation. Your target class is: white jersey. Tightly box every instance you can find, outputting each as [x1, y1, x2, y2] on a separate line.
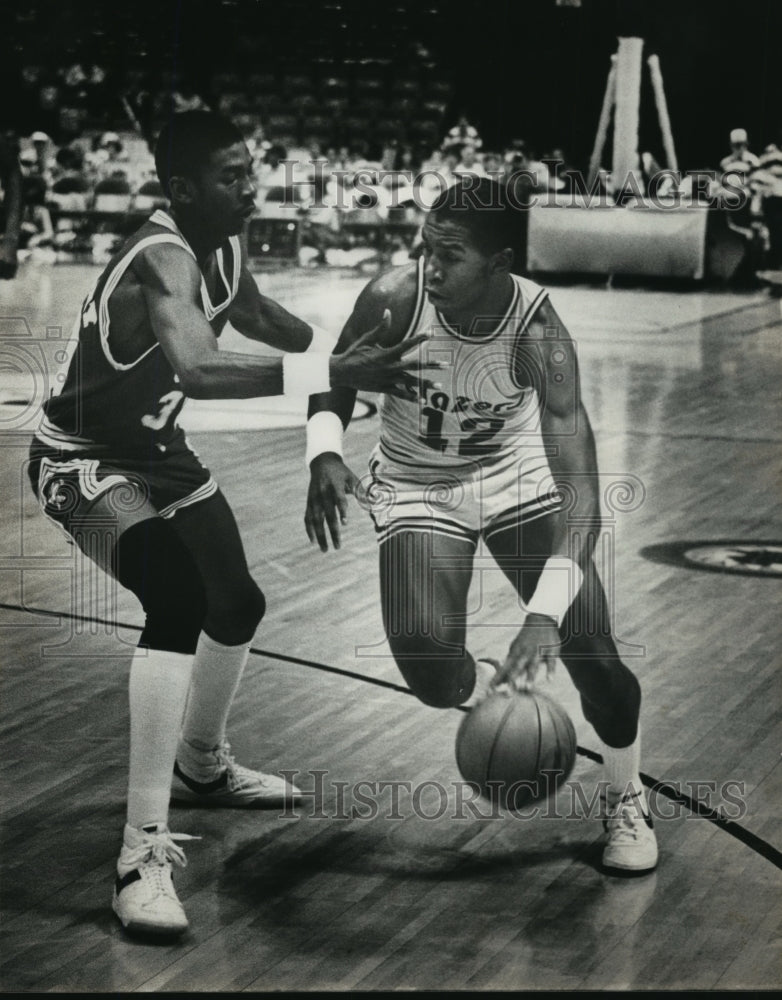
[378, 258, 550, 472]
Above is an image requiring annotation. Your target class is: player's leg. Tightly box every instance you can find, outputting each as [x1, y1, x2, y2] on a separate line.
[106, 510, 207, 934]
[165, 489, 299, 806]
[38, 473, 205, 936]
[378, 527, 493, 708]
[485, 513, 657, 873]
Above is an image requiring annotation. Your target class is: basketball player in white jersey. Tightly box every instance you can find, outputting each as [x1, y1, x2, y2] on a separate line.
[305, 177, 658, 875]
[28, 111, 435, 937]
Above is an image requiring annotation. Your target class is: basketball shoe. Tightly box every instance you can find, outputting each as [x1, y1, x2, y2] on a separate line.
[173, 738, 302, 807]
[601, 789, 658, 874]
[112, 823, 196, 936]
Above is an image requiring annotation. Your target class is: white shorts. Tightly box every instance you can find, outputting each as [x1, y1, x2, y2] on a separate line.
[363, 444, 562, 546]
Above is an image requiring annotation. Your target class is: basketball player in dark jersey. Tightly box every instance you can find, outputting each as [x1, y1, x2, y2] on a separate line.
[27, 111, 435, 937]
[305, 178, 658, 876]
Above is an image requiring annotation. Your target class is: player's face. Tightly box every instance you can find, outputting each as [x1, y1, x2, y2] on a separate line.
[421, 218, 493, 314]
[193, 142, 257, 236]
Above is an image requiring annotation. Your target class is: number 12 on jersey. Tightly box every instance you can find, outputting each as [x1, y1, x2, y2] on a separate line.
[421, 392, 505, 457]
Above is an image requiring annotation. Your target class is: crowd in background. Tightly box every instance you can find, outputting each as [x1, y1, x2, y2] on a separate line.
[3, 52, 782, 276]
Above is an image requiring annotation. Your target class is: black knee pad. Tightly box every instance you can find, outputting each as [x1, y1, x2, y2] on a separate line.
[204, 576, 266, 646]
[393, 646, 472, 709]
[114, 519, 207, 655]
[578, 664, 641, 748]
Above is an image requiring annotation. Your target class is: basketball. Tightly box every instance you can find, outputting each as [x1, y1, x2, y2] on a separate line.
[455, 690, 577, 811]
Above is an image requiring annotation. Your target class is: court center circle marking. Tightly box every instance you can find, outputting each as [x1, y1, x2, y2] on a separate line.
[640, 540, 782, 577]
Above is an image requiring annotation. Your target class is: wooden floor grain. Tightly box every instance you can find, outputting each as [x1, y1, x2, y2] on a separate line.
[1, 262, 780, 991]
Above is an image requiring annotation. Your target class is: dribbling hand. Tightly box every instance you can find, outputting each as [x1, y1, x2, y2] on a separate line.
[492, 614, 561, 690]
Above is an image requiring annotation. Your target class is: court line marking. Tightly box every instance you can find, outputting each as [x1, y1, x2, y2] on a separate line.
[2, 598, 781, 872]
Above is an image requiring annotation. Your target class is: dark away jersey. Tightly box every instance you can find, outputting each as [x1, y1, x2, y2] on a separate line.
[37, 209, 241, 455]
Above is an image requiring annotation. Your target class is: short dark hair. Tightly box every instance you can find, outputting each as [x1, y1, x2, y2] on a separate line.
[427, 177, 520, 256]
[154, 111, 244, 196]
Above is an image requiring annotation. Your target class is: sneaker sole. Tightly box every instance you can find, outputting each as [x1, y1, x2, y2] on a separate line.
[112, 894, 189, 937]
[601, 860, 658, 877]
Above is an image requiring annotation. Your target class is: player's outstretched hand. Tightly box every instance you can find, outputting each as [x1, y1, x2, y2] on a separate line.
[329, 309, 441, 400]
[305, 453, 359, 552]
[492, 614, 561, 690]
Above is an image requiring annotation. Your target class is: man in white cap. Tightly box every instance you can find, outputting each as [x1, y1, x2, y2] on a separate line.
[720, 128, 760, 173]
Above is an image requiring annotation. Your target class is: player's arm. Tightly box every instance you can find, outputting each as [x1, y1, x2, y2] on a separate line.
[496, 297, 599, 688]
[135, 246, 432, 400]
[0, 136, 23, 280]
[227, 247, 319, 352]
[305, 266, 421, 551]
[523, 296, 601, 560]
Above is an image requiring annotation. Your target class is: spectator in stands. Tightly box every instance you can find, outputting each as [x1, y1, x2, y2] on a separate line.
[455, 143, 486, 178]
[752, 142, 782, 269]
[544, 147, 579, 194]
[255, 143, 293, 203]
[0, 131, 24, 279]
[445, 114, 482, 150]
[482, 151, 504, 181]
[29, 131, 56, 185]
[503, 144, 550, 196]
[418, 143, 461, 207]
[18, 172, 54, 252]
[90, 132, 132, 185]
[171, 79, 210, 114]
[720, 128, 760, 173]
[49, 144, 91, 211]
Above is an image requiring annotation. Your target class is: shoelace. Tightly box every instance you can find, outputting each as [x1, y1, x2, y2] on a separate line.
[214, 743, 277, 791]
[122, 830, 199, 871]
[601, 791, 649, 842]
[605, 803, 645, 843]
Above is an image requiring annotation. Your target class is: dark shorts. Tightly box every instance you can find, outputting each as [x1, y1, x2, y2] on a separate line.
[28, 436, 217, 532]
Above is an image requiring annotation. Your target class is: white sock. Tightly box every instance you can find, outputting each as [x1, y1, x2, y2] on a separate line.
[180, 631, 250, 752]
[600, 726, 646, 808]
[126, 647, 193, 829]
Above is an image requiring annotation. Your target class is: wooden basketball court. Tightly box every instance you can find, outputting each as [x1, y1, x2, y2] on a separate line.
[1, 260, 780, 991]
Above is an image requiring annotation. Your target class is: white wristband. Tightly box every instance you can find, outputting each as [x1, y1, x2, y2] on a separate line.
[282, 353, 331, 396]
[305, 410, 344, 466]
[306, 323, 338, 355]
[525, 556, 583, 625]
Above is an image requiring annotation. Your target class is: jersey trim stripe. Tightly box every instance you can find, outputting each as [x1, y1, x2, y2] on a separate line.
[433, 279, 521, 343]
[158, 477, 218, 518]
[374, 517, 480, 546]
[510, 287, 550, 390]
[483, 495, 563, 539]
[99, 233, 196, 372]
[151, 210, 240, 321]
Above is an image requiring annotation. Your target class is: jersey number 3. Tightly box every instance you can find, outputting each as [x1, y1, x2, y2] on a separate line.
[141, 390, 185, 431]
